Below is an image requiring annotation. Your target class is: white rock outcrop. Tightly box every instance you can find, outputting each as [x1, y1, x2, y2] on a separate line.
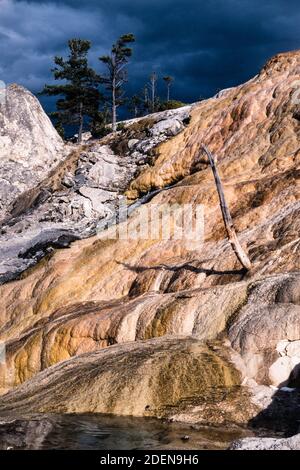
[0, 84, 64, 219]
[230, 433, 300, 450]
[269, 339, 300, 386]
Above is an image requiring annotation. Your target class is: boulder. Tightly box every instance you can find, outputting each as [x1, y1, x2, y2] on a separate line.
[0, 84, 64, 219]
[286, 340, 300, 358]
[127, 139, 139, 150]
[269, 356, 293, 387]
[150, 118, 184, 137]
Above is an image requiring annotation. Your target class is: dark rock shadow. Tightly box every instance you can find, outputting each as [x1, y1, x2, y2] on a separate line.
[119, 260, 247, 297]
[249, 365, 300, 437]
[119, 260, 247, 277]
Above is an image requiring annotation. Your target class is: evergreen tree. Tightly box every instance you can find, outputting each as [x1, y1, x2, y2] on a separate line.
[90, 107, 111, 138]
[127, 94, 143, 118]
[163, 75, 174, 101]
[41, 39, 101, 143]
[54, 119, 65, 140]
[99, 33, 135, 131]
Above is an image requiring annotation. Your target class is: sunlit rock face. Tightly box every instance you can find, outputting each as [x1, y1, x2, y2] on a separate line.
[0, 50, 299, 424]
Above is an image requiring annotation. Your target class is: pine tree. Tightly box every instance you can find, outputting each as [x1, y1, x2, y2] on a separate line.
[149, 72, 158, 113]
[41, 39, 101, 143]
[99, 34, 135, 132]
[163, 76, 174, 101]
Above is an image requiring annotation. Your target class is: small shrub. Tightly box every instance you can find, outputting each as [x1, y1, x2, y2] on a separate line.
[90, 122, 110, 139]
[157, 100, 187, 111]
[116, 122, 126, 132]
[54, 121, 65, 140]
[90, 111, 111, 138]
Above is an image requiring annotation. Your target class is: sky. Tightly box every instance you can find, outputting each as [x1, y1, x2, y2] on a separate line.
[0, 0, 300, 112]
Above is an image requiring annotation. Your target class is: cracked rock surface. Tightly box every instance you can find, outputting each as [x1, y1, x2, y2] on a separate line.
[0, 96, 193, 283]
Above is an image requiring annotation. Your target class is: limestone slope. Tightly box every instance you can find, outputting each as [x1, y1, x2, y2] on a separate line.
[0, 50, 299, 423]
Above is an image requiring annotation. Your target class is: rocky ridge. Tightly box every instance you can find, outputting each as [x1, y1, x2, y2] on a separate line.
[0, 97, 193, 283]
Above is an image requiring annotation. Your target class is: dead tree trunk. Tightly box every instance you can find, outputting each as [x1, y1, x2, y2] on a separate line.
[202, 144, 252, 271]
[78, 101, 83, 144]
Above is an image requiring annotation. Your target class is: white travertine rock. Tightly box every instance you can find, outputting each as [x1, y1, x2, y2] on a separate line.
[269, 356, 292, 386]
[230, 433, 300, 450]
[150, 118, 184, 137]
[0, 84, 64, 219]
[128, 139, 139, 150]
[286, 340, 300, 358]
[276, 339, 290, 356]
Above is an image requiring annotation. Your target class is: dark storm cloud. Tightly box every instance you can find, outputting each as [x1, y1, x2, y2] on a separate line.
[1, 0, 300, 104]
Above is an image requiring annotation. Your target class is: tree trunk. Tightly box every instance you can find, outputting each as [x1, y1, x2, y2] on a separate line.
[151, 79, 155, 113]
[144, 87, 148, 109]
[202, 145, 252, 271]
[167, 84, 170, 102]
[112, 77, 117, 132]
[78, 101, 83, 144]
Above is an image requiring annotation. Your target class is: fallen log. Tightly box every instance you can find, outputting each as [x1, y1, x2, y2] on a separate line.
[202, 144, 252, 271]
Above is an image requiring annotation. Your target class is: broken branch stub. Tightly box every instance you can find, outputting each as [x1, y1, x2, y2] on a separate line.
[201, 144, 252, 271]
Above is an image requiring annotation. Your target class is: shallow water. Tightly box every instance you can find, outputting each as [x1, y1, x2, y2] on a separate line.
[0, 413, 255, 450]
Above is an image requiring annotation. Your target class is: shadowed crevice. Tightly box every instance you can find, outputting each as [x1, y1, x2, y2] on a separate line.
[119, 260, 247, 276]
